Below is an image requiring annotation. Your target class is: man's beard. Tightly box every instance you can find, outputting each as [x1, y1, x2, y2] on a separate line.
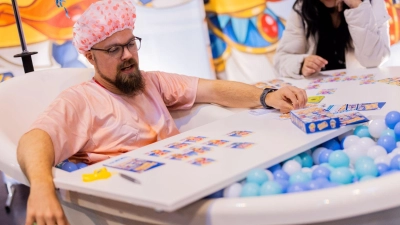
[97, 58, 145, 96]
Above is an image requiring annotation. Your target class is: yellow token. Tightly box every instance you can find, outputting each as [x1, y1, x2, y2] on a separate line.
[82, 167, 112, 182]
[308, 96, 325, 104]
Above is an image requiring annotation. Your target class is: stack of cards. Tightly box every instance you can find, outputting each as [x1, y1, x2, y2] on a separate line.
[324, 102, 386, 114]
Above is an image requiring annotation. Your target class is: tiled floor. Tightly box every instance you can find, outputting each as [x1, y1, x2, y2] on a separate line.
[0, 172, 28, 225]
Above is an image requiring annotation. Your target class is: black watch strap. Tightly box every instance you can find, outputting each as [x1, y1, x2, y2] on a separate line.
[260, 88, 277, 109]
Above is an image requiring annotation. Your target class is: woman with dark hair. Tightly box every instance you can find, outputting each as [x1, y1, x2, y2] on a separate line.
[273, 0, 390, 78]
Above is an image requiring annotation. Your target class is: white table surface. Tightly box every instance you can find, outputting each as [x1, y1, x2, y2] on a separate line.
[54, 67, 400, 212]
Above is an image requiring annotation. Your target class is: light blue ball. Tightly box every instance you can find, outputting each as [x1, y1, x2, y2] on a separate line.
[289, 171, 312, 184]
[355, 156, 378, 178]
[274, 179, 290, 193]
[287, 183, 309, 193]
[246, 169, 269, 185]
[329, 167, 354, 184]
[61, 162, 78, 172]
[312, 166, 331, 179]
[260, 181, 283, 196]
[328, 151, 350, 168]
[321, 139, 341, 150]
[377, 135, 397, 153]
[320, 163, 335, 171]
[76, 162, 88, 169]
[359, 175, 376, 182]
[385, 111, 400, 129]
[318, 149, 333, 164]
[299, 152, 313, 168]
[273, 169, 290, 180]
[354, 125, 372, 138]
[376, 163, 390, 176]
[381, 129, 396, 139]
[240, 183, 260, 197]
[390, 155, 400, 170]
[268, 164, 282, 173]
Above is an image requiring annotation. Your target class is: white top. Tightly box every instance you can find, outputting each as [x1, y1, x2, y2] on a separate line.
[273, 0, 391, 79]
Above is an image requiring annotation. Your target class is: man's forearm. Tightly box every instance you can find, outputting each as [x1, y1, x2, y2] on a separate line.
[17, 129, 56, 188]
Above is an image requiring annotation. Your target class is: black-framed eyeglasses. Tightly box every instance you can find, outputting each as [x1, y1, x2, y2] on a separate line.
[90, 37, 142, 58]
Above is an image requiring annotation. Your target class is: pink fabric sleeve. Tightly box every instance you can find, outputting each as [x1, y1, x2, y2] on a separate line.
[30, 88, 92, 165]
[150, 71, 199, 111]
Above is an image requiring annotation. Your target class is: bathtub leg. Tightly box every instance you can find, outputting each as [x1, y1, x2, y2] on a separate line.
[5, 182, 15, 213]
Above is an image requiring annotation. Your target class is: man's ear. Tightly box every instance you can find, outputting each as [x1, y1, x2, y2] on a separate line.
[84, 51, 95, 65]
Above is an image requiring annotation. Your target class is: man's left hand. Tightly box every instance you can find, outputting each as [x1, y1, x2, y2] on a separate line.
[265, 86, 307, 113]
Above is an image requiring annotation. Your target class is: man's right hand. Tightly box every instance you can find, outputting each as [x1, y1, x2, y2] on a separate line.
[26, 182, 69, 225]
[301, 55, 328, 76]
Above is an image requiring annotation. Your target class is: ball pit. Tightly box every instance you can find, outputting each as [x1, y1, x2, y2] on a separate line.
[209, 111, 400, 199]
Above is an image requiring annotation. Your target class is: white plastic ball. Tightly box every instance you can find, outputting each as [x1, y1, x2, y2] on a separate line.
[357, 137, 376, 149]
[312, 147, 327, 165]
[301, 167, 312, 173]
[282, 160, 302, 175]
[367, 145, 387, 159]
[343, 135, 360, 149]
[338, 130, 353, 142]
[223, 183, 243, 198]
[368, 119, 388, 139]
[264, 169, 274, 181]
[344, 144, 368, 164]
[374, 155, 391, 166]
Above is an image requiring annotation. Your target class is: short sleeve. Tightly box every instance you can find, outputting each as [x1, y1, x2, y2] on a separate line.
[30, 87, 92, 165]
[148, 71, 199, 111]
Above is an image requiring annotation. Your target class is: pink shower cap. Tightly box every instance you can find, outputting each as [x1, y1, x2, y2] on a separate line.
[72, 0, 136, 54]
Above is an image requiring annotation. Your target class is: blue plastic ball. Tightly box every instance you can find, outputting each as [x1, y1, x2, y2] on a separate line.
[240, 183, 260, 197]
[76, 162, 88, 169]
[394, 122, 400, 140]
[329, 167, 353, 184]
[321, 139, 341, 150]
[206, 189, 224, 198]
[299, 152, 313, 168]
[377, 135, 397, 153]
[312, 166, 331, 179]
[354, 125, 372, 138]
[385, 111, 400, 129]
[376, 163, 390, 176]
[322, 182, 341, 189]
[390, 155, 400, 170]
[306, 180, 324, 190]
[318, 149, 333, 164]
[246, 169, 269, 185]
[380, 170, 398, 177]
[268, 164, 282, 173]
[287, 183, 309, 193]
[328, 151, 350, 168]
[355, 156, 378, 178]
[61, 162, 78, 172]
[274, 179, 290, 193]
[273, 169, 290, 180]
[289, 171, 312, 184]
[260, 181, 283, 196]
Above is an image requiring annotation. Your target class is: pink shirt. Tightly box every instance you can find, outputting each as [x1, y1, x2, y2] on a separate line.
[31, 71, 199, 165]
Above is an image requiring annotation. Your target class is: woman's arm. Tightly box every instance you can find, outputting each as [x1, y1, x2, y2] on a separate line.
[345, 0, 391, 67]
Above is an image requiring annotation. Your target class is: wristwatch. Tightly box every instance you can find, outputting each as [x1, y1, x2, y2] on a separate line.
[260, 88, 277, 109]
